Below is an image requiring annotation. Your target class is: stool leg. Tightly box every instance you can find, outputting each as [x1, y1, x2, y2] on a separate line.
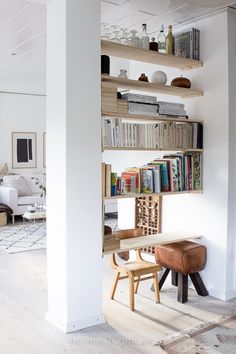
[190, 273, 209, 296]
[135, 276, 140, 294]
[153, 272, 160, 303]
[151, 268, 170, 292]
[128, 273, 135, 311]
[171, 270, 178, 286]
[111, 271, 120, 300]
[177, 273, 188, 303]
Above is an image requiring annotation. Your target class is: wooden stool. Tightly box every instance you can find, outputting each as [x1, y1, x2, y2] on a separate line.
[155, 241, 208, 303]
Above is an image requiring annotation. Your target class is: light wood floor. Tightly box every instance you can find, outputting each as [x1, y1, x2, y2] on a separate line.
[0, 248, 236, 354]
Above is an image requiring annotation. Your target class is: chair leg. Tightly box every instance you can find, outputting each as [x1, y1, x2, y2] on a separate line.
[190, 272, 209, 296]
[135, 276, 140, 294]
[171, 270, 178, 286]
[128, 273, 135, 311]
[111, 271, 120, 300]
[177, 273, 188, 303]
[153, 272, 160, 303]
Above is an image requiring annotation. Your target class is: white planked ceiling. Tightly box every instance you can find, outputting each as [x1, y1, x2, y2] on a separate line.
[0, 0, 235, 96]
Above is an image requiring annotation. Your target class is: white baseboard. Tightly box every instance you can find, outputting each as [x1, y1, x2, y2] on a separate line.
[208, 288, 236, 301]
[46, 312, 105, 333]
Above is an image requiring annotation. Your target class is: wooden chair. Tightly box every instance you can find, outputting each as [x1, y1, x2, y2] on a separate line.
[109, 228, 162, 311]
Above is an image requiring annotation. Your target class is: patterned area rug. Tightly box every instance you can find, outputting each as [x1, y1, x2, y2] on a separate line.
[0, 222, 46, 254]
[160, 315, 236, 354]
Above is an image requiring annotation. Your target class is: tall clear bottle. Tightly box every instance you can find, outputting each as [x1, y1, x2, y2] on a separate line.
[157, 24, 166, 53]
[166, 25, 174, 55]
[140, 23, 150, 49]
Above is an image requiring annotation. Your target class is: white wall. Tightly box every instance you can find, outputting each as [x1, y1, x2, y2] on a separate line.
[103, 10, 236, 300]
[226, 9, 236, 298]
[0, 92, 46, 175]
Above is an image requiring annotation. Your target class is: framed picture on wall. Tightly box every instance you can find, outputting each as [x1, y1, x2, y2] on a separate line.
[12, 132, 37, 169]
[43, 132, 46, 168]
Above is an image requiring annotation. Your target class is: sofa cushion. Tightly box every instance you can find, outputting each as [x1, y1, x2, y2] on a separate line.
[18, 195, 43, 206]
[24, 174, 46, 194]
[3, 176, 31, 196]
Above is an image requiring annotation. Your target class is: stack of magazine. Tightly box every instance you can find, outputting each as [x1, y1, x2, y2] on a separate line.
[174, 28, 200, 60]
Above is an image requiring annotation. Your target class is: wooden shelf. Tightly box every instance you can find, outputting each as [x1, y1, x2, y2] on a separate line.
[102, 147, 203, 152]
[103, 232, 202, 255]
[102, 75, 203, 98]
[103, 190, 203, 200]
[101, 40, 202, 71]
[102, 111, 204, 124]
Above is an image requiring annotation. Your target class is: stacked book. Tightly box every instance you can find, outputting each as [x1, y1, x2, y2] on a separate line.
[102, 118, 203, 150]
[122, 93, 158, 116]
[101, 153, 202, 198]
[174, 28, 200, 60]
[158, 101, 187, 118]
[102, 83, 117, 113]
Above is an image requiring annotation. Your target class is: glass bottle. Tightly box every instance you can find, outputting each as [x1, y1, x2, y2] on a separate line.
[166, 25, 174, 55]
[141, 23, 149, 50]
[149, 37, 158, 51]
[157, 24, 166, 53]
[130, 30, 139, 47]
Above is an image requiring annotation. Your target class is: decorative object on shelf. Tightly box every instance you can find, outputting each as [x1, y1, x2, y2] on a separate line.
[166, 25, 174, 55]
[0, 163, 8, 176]
[174, 28, 200, 60]
[140, 23, 149, 49]
[157, 24, 166, 53]
[12, 132, 37, 169]
[171, 76, 191, 88]
[101, 55, 110, 75]
[118, 69, 128, 79]
[151, 71, 167, 85]
[149, 37, 158, 51]
[130, 30, 139, 47]
[138, 73, 149, 82]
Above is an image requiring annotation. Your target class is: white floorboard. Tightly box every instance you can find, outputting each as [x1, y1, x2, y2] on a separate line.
[0, 248, 236, 354]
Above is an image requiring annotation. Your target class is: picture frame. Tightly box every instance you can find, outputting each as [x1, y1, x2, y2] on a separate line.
[43, 132, 46, 168]
[12, 132, 37, 169]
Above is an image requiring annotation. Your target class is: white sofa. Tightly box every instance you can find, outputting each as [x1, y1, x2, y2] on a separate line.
[0, 174, 46, 223]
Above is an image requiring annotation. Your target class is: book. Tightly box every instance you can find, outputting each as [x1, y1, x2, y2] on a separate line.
[121, 171, 140, 193]
[175, 28, 195, 59]
[105, 164, 111, 197]
[111, 172, 117, 196]
[140, 168, 153, 193]
[102, 163, 106, 197]
[122, 93, 157, 104]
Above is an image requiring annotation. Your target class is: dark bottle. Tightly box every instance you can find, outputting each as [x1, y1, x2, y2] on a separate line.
[149, 37, 158, 51]
[101, 55, 110, 75]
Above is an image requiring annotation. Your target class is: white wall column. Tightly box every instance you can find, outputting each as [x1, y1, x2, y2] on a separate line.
[46, 0, 103, 332]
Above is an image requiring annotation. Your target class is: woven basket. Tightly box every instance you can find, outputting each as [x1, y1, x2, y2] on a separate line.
[0, 212, 7, 227]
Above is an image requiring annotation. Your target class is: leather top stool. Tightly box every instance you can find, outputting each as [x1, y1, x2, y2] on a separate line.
[155, 241, 208, 303]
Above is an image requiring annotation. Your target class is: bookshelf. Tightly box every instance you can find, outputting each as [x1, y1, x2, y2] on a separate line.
[102, 75, 203, 99]
[101, 41, 204, 253]
[103, 190, 203, 200]
[101, 40, 202, 71]
[102, 112, 204, 124]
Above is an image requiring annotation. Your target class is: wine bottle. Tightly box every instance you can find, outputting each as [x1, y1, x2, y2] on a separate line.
[157, 24, 166, 53]
[166, 25, 174, 55]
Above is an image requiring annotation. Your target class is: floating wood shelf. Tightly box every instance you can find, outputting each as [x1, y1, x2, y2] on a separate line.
[102, 147, 203, 152]
[103, 232, 202, 255]
[103, 190, 203, 200]
[102, 111, 204, 124]
[102, 75, 203, 98]
[101, 40, 202, 71]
